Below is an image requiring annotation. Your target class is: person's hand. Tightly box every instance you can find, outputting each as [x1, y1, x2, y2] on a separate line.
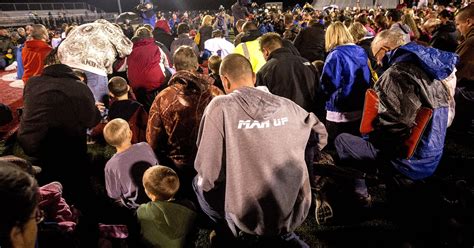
[95, 102, 105, 112]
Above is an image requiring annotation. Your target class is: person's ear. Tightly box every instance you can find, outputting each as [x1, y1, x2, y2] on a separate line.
[126, 85, 130, 92]
[10, 226, 25, 248]
[251, 72, 256, 86]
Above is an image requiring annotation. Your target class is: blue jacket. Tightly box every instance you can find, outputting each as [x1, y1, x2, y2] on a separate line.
[320, 44, 371, 113]
[374, 43, 458, 180]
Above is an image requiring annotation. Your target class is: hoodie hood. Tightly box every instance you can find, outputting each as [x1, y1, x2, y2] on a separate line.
[386, 42, 459, 81]
[169, 70, 214, 93]
[231, 86, 281, 120]
[132, 37, 155, 47]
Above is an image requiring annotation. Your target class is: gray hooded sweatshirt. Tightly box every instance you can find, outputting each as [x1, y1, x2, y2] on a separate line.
[194, 86, 327, 236]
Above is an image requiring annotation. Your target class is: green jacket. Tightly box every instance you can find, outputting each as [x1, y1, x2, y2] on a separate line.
[137, 200, 196, 248]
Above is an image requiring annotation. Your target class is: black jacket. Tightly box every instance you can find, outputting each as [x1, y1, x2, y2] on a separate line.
[431, 21, 459, 53]
[256, 47, 320, 113]
[198, 25, 213, 51]
[18, 64, 101, 160]
[293, 23, 325, 62]
[357, 37, 377, 70]
[153, 28, 174, 51]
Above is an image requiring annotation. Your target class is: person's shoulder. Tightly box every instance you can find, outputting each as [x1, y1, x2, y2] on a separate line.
[104, 154, 120, 171]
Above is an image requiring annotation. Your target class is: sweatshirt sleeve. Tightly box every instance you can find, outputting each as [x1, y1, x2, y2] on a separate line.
[194, 101, 226, 212]
[308, 113, 328, 150]
[104, 21, 133, 58]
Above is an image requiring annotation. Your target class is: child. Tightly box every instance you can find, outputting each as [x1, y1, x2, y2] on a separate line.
[103, 118, 158, 209]
[91, 76, 148, 143]
[138, 165, 196, 248]
[208, 55, 225, 92]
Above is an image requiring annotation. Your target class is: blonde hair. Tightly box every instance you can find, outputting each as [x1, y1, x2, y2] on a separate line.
[349, 22, 368, 42]
[402, 13, 420, 40]
[143, 165, 180, 200]
[202, 15, 213, 27]
[103, 118, 130, 147]
[325, 21, 354, 52]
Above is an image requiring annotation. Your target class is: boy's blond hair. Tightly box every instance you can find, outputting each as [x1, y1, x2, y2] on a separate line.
[208, 55, 222, 74]
[103, 118, 130, 147]
[143, 165, 180, 201]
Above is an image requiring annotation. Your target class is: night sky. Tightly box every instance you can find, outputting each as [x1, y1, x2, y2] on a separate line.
[0, 0, 311, 12]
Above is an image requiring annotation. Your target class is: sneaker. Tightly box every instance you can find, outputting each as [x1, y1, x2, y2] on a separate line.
[314, 192, 334, 225]
[356, 194, 373, 208]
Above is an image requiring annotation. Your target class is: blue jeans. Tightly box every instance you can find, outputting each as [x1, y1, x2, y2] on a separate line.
[334, 133, 381, 197]
[16, 45, 24, 79]
[192, 177, 309, 248]
[83, 71, 108, 103]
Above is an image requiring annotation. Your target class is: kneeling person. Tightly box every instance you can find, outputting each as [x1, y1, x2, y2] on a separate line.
[138, 165, 196, 248]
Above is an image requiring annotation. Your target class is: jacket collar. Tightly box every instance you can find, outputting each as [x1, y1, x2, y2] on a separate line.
[268, 47, 292, 60]
[42, 64, 81, 81]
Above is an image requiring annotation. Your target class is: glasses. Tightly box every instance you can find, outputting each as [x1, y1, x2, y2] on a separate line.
[374, 46, 389, 59]
[31, 208, 45, 224]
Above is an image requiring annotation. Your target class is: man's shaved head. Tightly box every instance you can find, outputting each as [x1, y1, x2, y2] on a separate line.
[220, 54, 253, 81]
[219, 54, 255, 93]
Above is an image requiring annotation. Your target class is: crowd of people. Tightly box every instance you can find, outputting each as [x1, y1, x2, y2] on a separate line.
[0, 0, 473, 247]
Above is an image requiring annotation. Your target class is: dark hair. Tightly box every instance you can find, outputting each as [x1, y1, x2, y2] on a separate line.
[212, 29, 223, 38]
[73, 69, 87, 85]
[386, 9, 402, 22]
[108, 76, 129, 97]
[177, 23, 190, 35]
[259, 32, 283, 52]
[43, 48, 60, 67]
[375, 13, 389, 30]
[439, 9, 453, 20]
[242, 21, 258, 32]
[0, 162, 39, 248]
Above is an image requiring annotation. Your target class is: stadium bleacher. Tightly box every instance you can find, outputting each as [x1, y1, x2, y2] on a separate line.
[0, 2, 116, 27]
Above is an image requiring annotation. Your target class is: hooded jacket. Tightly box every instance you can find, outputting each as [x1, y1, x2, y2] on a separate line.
[372, 42, 457, 180]
[21, 39, 52, 83]
[146, 71, 223, 172]
[256, 47, 320, 113]
[194, 87, 327, 236]
[128, 37, 170, 92]
[431, 21, 459, 53]
[320, 44, 371, 122]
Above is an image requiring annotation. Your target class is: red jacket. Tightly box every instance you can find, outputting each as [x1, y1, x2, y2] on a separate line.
[22, 40, 52, 84]
[128, 38, 168, 92]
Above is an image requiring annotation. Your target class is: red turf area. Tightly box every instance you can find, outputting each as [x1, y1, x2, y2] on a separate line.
[0, 71, 23, 140]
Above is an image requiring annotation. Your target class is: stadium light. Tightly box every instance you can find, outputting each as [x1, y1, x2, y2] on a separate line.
[117, 0, 122, 13]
